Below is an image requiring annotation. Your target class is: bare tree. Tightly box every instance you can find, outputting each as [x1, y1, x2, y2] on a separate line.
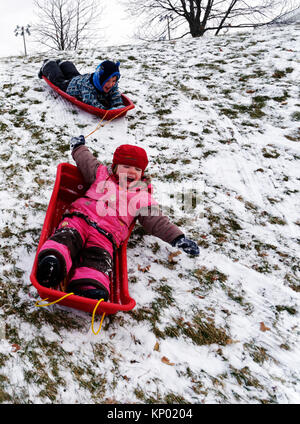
[33, 0, 103, 51]
[124, 0, 300, 40]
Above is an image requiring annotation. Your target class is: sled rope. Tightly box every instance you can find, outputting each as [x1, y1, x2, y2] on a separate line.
[91, 298, 106, 335]
[35, 292, 74, 307]
[35, 294, 106, 335]
[85, 105, 132, 139]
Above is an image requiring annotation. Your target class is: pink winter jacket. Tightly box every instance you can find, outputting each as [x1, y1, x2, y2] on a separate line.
[71, 146, 183, 246]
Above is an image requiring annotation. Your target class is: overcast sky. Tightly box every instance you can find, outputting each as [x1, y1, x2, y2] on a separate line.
[0, 0, 135, 58]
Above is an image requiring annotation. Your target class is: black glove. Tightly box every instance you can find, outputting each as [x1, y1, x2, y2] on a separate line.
[171, 235, 200, 256]
[70, 135, 85, 151]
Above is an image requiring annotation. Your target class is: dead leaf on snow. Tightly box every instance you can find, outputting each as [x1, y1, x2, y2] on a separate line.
[12, 343, 21, 352]
[260, 322, 270, 332]
[154, 341, 160, 351]
[104, 398, 119, 404]
[225, 338, 239, 345]
[168, 250, 181, 263]
[161, 356, 175, 366]
[138, 264, 151, 272]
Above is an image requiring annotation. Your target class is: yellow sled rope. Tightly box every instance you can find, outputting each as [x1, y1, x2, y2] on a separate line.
[85, 105, 132, 139]
[35, 295, 106, 336]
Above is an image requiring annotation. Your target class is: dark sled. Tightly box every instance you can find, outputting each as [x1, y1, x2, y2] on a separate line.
[30, 163, 136, 315]
[42, 76, 135, 119]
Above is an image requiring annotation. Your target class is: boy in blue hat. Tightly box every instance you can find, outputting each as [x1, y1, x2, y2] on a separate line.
[38, 59, 123, 110]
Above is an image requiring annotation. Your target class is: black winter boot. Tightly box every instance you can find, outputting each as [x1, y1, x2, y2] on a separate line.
[73, 287, 109, 301]
[38, 59, 52, 79]
[36, 255, 62, 288]
[38, 59, 70, 91]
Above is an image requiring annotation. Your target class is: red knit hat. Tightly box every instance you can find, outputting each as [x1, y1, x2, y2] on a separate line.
[112, 144, 149, 173]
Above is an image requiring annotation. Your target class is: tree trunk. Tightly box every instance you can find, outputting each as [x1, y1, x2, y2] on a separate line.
[189, 22, 206, 37]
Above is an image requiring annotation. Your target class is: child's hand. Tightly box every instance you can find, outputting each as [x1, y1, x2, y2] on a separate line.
[171, 235, 199, 256]
[70, 135, 85, 151]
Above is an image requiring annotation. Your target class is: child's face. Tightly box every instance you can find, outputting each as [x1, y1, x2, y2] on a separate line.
[103, 76, 118, 93]
[116, 164, 143, 188]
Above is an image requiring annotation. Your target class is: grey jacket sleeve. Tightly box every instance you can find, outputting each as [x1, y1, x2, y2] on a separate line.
[137, 206, 184, 245]
[71, 145, 100, 186]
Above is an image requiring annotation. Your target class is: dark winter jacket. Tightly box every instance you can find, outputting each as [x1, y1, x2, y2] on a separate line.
[66, 74, 123, 110]
[72, 145, 184, 245]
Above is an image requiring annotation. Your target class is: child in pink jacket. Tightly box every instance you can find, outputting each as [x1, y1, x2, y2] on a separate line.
[36, 136, 199, 301]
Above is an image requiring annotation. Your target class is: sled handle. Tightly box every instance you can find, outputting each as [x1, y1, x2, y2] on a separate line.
[35, 294, 106, 335]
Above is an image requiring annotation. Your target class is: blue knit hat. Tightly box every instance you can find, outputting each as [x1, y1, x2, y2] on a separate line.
[93, 60, 120, 92]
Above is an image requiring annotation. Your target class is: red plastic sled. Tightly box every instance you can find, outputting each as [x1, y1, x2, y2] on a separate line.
[30, 163, 136, 315]
[42, 76, 135, 119]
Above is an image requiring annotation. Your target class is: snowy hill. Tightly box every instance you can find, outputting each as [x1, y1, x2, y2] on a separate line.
[272, 8, 300, 24]
[0, 23, 299, 405]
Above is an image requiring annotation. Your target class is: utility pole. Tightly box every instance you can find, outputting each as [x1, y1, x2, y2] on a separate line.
[159, 14, 173, 40]
[167, 15, 171, 40]
[14, 25, 31, 56]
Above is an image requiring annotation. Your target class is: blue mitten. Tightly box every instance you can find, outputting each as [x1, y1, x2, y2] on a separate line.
[171, 235, 200, 256]
[70, 135, 85, 151]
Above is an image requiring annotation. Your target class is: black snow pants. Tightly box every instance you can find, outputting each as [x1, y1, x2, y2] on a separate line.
[42, 60, 81, 92]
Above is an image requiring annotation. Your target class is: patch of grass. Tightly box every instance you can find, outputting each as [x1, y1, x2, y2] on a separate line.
[275, 305, 297, 315]
[164, 170, 181, 180]
[268, 215, 287, 225]
[129, 283, 175, 338]
[151, 284, 174, 324]
[291, 111, 300, 121]
[244, 343, 270, 364]
[285, 273, 300, 292]
[0, 386, 12, 403]
[226, 288, 252, 312]
[164, 393, 188, 404]
[193, 267, 228, 286]
[233, 103, 266, 119]
[203, 150, 217, 158]
[205, 210, 243, 243]
[284, 133, 300, 142]
[0, 226, 14, 238]
[238, 69, 267, 81]
[272, 90, 289, 102]
[262, 147, 280, 159]
[253, 95, 270, 105]
[156, 109, 172, 116]
[134, 385, 165, 403]
[230, 365, 263, 390]
[157, 128, 186, 139]
[220, 108, 238, 119]
[272, 69, 286, 78]
[0, 122, 8, 131]
[252, 261, 272, 274]
[226, 218, 242, 231]
[166, 312, 231, 346]
[285, 67, 294, 73]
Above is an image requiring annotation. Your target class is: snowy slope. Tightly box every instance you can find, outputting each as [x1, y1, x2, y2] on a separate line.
[0, 23, 299, 404]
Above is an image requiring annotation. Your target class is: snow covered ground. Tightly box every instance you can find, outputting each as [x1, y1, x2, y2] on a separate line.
[0, 23, 299, 404]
